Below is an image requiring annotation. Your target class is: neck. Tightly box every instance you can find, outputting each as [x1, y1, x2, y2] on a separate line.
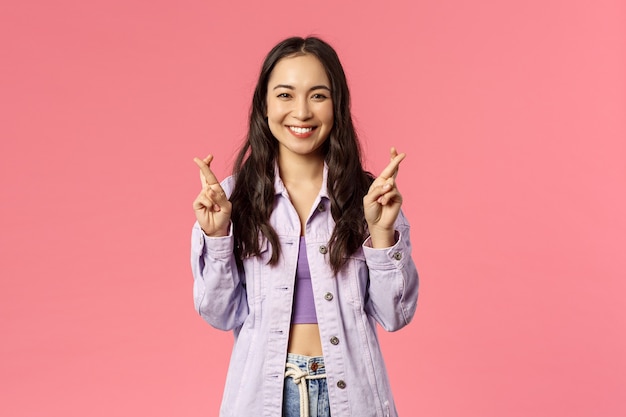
[278, 153, 325, 185]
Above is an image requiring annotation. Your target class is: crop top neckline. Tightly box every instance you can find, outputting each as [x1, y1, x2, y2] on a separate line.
[291, 236, 318, 324]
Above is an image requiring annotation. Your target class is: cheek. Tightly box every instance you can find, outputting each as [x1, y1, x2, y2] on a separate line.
[267, 98, 289, 117]
[267, 119, 282, 139]
[322, 105, 334, 126]
[328, 113, 335, 126]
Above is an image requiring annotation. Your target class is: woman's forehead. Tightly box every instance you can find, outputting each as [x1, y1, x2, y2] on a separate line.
[268, 54, 330, 88]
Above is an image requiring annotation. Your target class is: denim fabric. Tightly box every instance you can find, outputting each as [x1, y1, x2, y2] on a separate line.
[283, 354, 330, 417]
[191, 163, 419, 416]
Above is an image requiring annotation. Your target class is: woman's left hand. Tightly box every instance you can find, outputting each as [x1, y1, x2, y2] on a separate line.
[363, 147, 406, 247]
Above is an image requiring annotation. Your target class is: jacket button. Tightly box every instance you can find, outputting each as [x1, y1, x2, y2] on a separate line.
[319, 245, 328, 254]
[317, 202, 325, 212]
[337, 380, 346, 389]
[324, 292, 333, 301]
[393, 251, 402, 260]
[330, 336, 339, 345]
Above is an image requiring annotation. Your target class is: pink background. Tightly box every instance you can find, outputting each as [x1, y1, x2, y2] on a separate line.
[1, 0, 624, 416]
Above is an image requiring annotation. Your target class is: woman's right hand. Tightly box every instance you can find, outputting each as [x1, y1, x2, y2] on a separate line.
[192, 155, 232, 237]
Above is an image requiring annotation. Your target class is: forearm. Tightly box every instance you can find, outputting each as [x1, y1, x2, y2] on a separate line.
[363, 217, 419, 331]
[191, 222, 248, 330]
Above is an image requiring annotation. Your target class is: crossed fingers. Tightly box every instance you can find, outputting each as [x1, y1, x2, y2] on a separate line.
[379, 147, 405, 180]
[193, 155, 221, 189]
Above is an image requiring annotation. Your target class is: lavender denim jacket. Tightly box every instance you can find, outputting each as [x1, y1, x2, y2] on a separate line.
[191, 165, 419, 417]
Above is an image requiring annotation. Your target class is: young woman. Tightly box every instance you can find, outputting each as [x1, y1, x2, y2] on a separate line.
[191, 36, 419, 417]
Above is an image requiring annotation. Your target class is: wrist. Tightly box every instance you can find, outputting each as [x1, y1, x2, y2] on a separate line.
[368, 226, 395, 248]
[201, 223, 231, 237]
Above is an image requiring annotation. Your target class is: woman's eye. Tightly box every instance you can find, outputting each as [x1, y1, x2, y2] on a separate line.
[312, 93, 328, 100]
[277, 93, 291, 98]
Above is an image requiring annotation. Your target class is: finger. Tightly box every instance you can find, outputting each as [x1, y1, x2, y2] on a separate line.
[194, 155, 214, 187]
[390, 147, 399, 178]
[193, 191, 216, 212]
[377, 188, 403, 206]
[198, 189, 229, 213]
[207, 187, 231, 211]
[193, 155, 221, 186]
[379, 151, 406, 180]
[376, 180, 396, 202]
[364, 181, 394, 206]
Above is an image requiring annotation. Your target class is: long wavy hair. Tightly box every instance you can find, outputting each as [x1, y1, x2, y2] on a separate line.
[230, 36, 373, 274]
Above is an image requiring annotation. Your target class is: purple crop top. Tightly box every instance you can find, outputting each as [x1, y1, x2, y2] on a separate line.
[291, 237, 318, 324]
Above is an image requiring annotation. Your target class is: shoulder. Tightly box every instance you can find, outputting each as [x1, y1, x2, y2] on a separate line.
[220, 175, 237, 198]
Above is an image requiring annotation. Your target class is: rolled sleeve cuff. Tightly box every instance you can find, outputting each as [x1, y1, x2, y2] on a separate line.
[362, 230, 408, 269]
[191, 222, 234, 258]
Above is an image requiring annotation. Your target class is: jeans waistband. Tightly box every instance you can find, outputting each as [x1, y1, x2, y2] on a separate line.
[286, 353, 326, 376]
[285, 354, 327, 417]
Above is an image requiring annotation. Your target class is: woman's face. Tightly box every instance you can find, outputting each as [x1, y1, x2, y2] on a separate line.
[266, 54, 334, 160]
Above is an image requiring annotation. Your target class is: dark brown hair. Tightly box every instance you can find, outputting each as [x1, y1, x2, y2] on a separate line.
[230, 36, 372, 273]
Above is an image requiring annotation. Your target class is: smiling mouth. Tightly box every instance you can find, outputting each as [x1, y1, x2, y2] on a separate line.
[288, 126, 316, 134]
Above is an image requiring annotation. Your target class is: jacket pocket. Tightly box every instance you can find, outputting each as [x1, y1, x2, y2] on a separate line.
[242, 236, 269, 330]
[345, 249, 369, 307]
[243, 236, 269, 301]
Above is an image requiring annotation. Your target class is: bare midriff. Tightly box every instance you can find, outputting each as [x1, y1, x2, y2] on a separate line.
[288, 324, 324, 356]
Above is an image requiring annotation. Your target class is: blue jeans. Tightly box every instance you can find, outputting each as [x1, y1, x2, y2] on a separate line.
[283, 353, 331, 417]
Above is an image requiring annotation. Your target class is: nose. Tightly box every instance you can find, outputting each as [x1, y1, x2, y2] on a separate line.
[293, 97, 312, 120]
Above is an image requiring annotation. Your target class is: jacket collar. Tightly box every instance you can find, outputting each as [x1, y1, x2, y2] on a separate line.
[273, 160, 330, 200]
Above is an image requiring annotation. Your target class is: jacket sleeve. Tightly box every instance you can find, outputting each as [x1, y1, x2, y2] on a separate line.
[190, 176, 248, 331]
[362, 210, 419, 332]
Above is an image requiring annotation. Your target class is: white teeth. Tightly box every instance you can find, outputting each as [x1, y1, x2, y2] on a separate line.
[289, 126, 313, 134]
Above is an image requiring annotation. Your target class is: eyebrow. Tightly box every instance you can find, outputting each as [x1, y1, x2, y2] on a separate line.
[272, 84, 331, 92]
